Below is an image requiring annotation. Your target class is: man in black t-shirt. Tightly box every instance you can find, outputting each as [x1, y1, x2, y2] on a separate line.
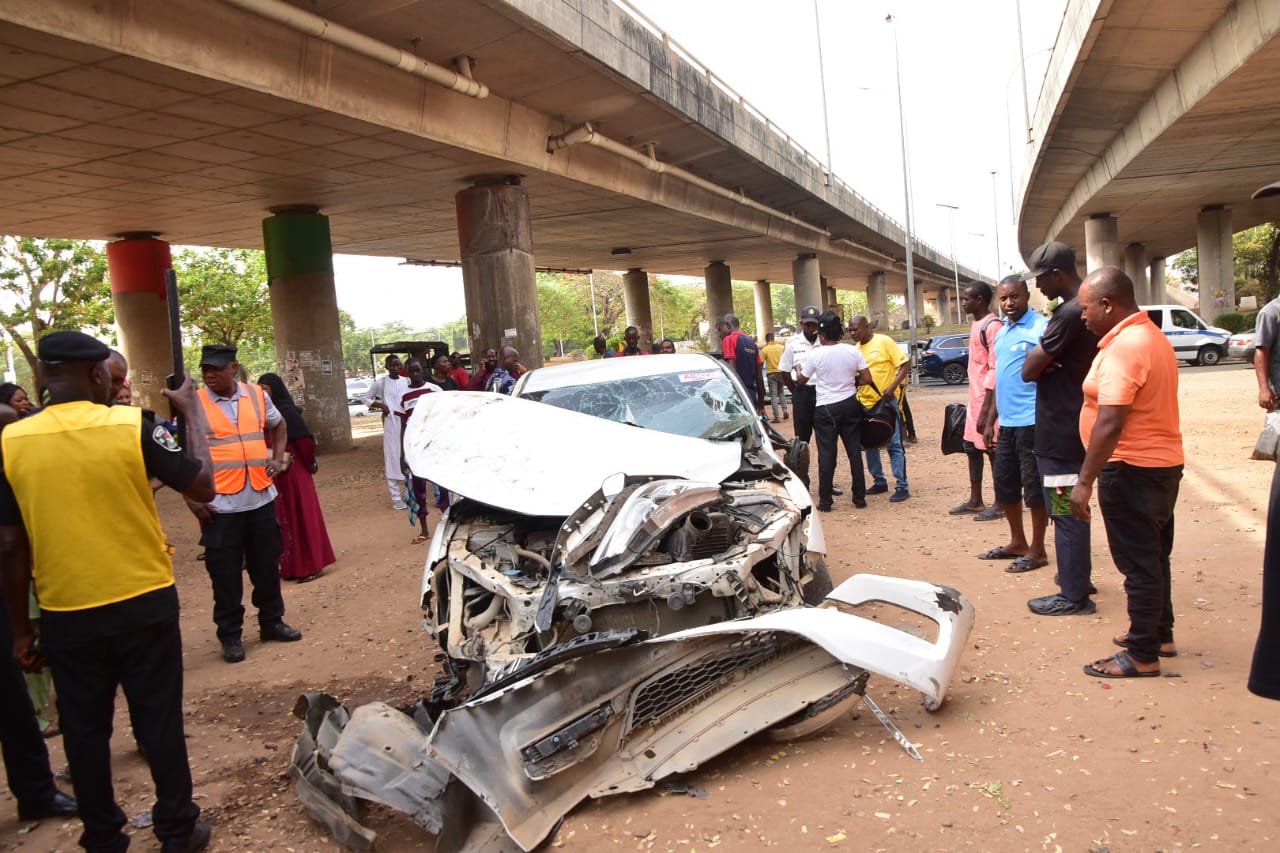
[1020, 242, 1100, 617]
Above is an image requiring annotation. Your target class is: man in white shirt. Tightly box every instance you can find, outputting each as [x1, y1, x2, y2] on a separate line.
[364, 355, 409, 509]
[796, 311, 873, 512]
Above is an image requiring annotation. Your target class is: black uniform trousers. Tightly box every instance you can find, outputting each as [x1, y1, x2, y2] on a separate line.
[42, 610, 199, 852]
[791, 383, 817, 486]
[0, 592, 58, 816]
[812, 395, 866, 507]
[200, 501, 285, 641]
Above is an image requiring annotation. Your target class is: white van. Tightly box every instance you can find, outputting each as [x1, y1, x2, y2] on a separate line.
[1140, 304, 1230, 366]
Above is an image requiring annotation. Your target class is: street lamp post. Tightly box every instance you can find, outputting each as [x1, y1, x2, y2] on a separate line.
[936, 202, 962, 325]
[886, 13, 918, 385]
[990, 170, 1002, 278]
[813, 0, 834, 186]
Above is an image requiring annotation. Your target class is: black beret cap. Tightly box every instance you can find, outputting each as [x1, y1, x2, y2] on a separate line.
[199, 345, 238, 368]
[37, 330, 110, 364]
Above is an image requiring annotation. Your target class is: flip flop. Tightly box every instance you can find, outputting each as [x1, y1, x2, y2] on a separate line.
[974, 507, 1003, 522]
[1005, 555, 1050, 573]
[977, 546, 1021, 560]
[1083, 650, 1160, 679]
[949, 503, 982, 515]
[1113, 634, 1177, 658]
[411, 534, 430, 544]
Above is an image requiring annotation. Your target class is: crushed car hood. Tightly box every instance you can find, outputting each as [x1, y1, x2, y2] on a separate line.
[403, 392, 743, 516]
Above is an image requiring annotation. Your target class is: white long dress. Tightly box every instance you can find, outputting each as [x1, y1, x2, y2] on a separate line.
[366, 375, 408, 495]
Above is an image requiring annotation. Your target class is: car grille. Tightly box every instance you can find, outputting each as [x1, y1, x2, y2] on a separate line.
[625, 633, 780, 733]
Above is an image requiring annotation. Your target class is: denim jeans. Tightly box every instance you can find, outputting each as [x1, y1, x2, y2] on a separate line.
[1037, 454, 1092, 601]
[864, 397, 907, 491]
[1098, 461, 1181, 664]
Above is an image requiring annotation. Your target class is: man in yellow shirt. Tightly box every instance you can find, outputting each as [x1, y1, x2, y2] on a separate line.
[761, 332, 788, 423]
[0, 331, 216, 852]
[850, 315, 911, 502]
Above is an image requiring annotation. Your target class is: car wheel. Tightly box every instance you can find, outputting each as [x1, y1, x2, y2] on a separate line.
[802, 557, 834, 606]
[942, 362, 966, 384]
[1197, 346, 1222, 366]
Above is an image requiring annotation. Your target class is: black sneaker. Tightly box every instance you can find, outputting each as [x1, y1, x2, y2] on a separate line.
[853, 499, 867, 509]
[831, 486, 845, 496]
[866, 483, 889, 495]
[220, 639, 245, 664]
[1027, 594, 1097, 616]
[889, 489, 910, 503]
[260, 623, 302, 643]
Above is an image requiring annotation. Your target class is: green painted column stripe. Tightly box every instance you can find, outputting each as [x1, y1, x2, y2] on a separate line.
[262, 213, 333, 279]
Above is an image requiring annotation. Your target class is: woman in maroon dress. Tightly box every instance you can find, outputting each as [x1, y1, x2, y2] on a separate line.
[258, 374, 335, 582]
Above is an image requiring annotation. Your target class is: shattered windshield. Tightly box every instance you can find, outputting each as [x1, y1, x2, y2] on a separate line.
[521, 367, 758, 441]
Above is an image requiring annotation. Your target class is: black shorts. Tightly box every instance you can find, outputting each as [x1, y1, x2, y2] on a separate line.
[994, 425, 1044, 508]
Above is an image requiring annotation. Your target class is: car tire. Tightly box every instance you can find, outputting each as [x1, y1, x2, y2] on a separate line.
[802, 557, 834, 606]
[942, 362, 966, 384]
[1197, 346, 1222, 366]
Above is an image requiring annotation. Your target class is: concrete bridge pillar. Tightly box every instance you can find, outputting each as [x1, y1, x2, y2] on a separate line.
[792, 253, 822, 313]
[753, 280, 773, 339]
[1124, 243, 1150, 304]
[1084, 213, 1119, 272]
[1197, 205, 1234, 319]
[937, 287, 952, 327]
[705, 261, 733, 351]
[1150, 257, 1167, 302]
[456, 177, 542, 370]
[622, 268, 653, 348]
[107, 234, 173, 414]
[263, 206, 351, 452]
[867, 271, 889, 331]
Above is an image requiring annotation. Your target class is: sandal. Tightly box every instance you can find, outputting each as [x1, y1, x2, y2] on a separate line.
[949, 503, 982, 515]
[1006, 555, 1049, 573]
[411, 534, 430, 544]
[1113, 633, 1177, 658]
[974, 507, 1003, 522]
[977, 546, 1022, 560]
[1083, 650, 1160, 679]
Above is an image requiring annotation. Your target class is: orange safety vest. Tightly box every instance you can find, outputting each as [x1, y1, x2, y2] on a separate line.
[200, 382, 273, 494]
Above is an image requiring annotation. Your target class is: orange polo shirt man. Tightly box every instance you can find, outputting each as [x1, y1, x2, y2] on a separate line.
[1070, 267, 1183, 678]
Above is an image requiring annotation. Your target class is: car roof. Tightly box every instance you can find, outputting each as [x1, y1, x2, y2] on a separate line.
[516, 352, 727, 394]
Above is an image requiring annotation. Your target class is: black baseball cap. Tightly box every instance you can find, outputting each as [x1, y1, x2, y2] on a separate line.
[1023, 241, 1076, 280]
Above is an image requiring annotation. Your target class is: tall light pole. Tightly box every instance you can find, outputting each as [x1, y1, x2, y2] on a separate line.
[936, 202, 962, 325]
[887, 13, 918, 384]
[990, 170, 1002, 278]
[813, 0, 834, 185]
[588, 271, 599, 336]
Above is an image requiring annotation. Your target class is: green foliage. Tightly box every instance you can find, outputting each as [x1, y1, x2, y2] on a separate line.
[1169, 222, 1280, 301]
[922, 314, 937, 335]
[1214, 312, 1249, 333]
[0, 236, 111, 387]
[173, 247, 275, 376]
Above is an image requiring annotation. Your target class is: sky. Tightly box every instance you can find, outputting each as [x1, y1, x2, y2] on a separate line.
[334, 0, 1067, 329]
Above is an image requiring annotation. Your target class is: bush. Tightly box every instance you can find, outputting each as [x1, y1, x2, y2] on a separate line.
[1244, 309, 1260, 329]
[1214, 312, 1249, 333]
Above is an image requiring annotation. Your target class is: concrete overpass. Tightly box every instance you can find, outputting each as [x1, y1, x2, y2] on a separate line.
[1017, 0, 1280, 318]
[1, 0, 977, 447]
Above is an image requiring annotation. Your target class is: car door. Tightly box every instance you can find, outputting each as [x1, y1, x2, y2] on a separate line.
[1168, 308, 1201, 358]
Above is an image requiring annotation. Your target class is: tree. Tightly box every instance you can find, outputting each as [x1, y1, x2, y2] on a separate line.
[0, 236, 111, 388]
[1169, 221, 1280, 302]
[174, 247, 275, 376]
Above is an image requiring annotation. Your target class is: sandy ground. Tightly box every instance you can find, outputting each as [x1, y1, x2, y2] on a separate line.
[3, 363, 1278, 852]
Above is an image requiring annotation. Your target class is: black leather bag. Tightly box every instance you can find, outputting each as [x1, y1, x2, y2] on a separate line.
[860, 382, 898, 450]
[941, 402, 967, 455]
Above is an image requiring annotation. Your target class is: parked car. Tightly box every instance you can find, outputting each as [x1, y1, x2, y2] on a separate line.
[1229, 326, 1257, 362]
[345, 377, 372, 405]
[921, 333, 970, 384]
[1141, 304, 1230, 365]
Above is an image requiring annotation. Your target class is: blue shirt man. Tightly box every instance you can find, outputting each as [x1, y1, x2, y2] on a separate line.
[990, 303, 1047, 427]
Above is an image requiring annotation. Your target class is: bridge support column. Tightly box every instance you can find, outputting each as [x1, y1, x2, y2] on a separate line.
[705, 261, 733, 351]
[107, 234, 173, 414]
[623, 268, 653, 348]
[456, 177, 541, 370]
[867, 272, 889, 331]
[753, 280, 773, 338]
[792, 253, 822, 313]
[263, 206, 351, 452]
[1197, 205, 1233, 319]
[1124, 243, 1150, 304]
[1150, 257, 1167, 302]
[937, 287, 952, 327]
[1084, 213, 1119, 272]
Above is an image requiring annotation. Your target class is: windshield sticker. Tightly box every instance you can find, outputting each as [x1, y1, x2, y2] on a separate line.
[678, 371, 718, 384]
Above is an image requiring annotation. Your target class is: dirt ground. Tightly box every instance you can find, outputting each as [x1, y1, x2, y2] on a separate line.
[3, 364, 1278, 852]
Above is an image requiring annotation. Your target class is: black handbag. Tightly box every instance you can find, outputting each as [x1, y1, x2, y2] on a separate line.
[860, 381, 898, 450]
[941, 402, 967, 455]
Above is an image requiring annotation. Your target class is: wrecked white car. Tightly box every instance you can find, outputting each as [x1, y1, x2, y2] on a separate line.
[290, 354, 976, 851]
